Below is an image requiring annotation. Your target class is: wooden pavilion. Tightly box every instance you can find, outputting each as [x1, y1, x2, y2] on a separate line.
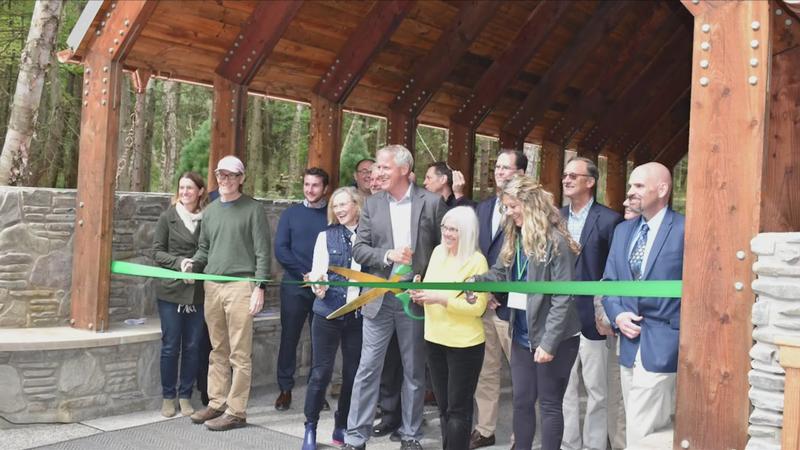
[60, 1, 800, 449]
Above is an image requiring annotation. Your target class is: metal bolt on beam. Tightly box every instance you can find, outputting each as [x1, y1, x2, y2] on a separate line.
[701, 41, 711, 51]
[734, 282, 744, 291]
[750, 58, 759, 67]
[751, 21, 761, 30]
[702, 24, 711, 33]
[749, 76, 758, 85]
[750, 39, 759, 48]
[736, 250, 746, 260]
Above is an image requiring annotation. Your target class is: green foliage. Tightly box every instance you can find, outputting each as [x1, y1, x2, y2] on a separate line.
[175, 118, 211, 181]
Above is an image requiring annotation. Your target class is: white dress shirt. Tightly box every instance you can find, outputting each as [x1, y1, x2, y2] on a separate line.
[383, 184, 413, 267]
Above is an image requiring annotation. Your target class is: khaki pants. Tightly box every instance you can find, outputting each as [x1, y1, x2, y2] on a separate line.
[204, 281, 254, 419]
[620, 349, 676, 447]
[473, 309, 512, 436]
[562, 335, 609, 450]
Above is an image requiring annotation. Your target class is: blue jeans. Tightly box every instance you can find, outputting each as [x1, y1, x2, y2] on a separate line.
[304, 312, 363, 428]
[277, 282, 315, 391]
[157, 299, 205, 399]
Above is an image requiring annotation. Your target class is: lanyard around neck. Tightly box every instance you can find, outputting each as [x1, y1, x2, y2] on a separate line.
[515, 237, 529, 281]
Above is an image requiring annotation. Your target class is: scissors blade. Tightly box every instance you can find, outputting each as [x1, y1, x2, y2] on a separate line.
[326, 288, 387, 319]
[329, 266, 390, 284]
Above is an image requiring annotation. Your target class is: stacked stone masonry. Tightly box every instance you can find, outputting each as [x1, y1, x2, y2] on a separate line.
[0, 186, 306, 423]
[748, 232, 800, 450]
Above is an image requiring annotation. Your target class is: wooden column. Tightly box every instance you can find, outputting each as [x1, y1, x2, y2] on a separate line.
[70, 0, 156, 332]
[209, 74, 246, 191]
[498, 131, 523, 151]
[387, 109, 415, 154]
[447, 121, 475, 194]
[675, 2, 772, 449]
[604, 152, 626, 213]
[539, 141, 563, 206]
[308, 94, 342, 190]
[778, 338, 800, 449]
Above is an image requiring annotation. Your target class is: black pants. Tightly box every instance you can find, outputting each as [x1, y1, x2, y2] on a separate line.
[304, 312, 363, 428]
[426, 341, 485, 450]
[277, 282, 315, 391]
[510, 336, 579, 450]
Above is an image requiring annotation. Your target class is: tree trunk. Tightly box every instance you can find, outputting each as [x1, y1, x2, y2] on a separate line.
[288, 103, 303, 180]
[261, 99, 273, 194]
[245, 96, 263, 194]
[61, 70, 80, 188]
[0, 0, 63, 185]
[129, 79, 150, 191]
[37, 57, 64, 187]
[479, 138, 489, 198]
[160, 80, 179, 191]
[116, 76, 133, 190]
[140, 80, 157, 192]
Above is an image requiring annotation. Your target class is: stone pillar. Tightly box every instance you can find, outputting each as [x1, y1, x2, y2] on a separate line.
[749, 232, 800, 450]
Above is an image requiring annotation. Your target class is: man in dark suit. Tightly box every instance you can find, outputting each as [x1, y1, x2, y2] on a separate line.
[343, 145, 447, 450]
[560, 157, 623, 450]
[602, 162, 684, 447]
[469, 149, 526, 449]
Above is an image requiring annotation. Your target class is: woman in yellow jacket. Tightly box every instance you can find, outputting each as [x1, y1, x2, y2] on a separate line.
[409, 206, 489, 450]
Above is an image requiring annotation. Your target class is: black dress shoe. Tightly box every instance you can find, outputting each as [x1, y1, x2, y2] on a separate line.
[274, 390, 291, 411]
[372, 420, 399, 437]
[389, 430, 401, 442]
[322, 399, 330, 411]
[341, 445, 366, 450]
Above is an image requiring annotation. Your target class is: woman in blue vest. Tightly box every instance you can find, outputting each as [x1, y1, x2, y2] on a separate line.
[302, 186, 365, 449]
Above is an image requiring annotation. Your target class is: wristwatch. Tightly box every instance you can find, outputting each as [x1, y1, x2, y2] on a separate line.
[257, 281, 267, 290]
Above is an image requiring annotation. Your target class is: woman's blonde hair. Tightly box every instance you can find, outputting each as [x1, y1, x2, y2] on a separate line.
[327, 186, 364, 225]
[172, 171, 208, 211]
[440, 206, 479, 266]
[498, 175, 580, 266]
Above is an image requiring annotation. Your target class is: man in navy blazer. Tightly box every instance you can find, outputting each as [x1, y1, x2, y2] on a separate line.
[560, 157, 622, 450]
[469, 149, 526, 449]
[602, 162, 684, 446]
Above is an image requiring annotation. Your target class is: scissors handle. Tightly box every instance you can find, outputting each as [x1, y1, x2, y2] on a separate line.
[394, 292, 424, 320]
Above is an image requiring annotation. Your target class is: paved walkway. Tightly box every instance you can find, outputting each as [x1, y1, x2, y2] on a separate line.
[1, 385, 516, 450]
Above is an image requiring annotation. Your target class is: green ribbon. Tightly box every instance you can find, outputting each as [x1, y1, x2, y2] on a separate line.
[111, 261, 682, 298]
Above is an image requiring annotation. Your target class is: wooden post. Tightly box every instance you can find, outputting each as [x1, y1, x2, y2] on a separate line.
[778, 338, 800, 449]
[675, 2, 772, 449]
[605, 152, 626, 213]
[539, 141, 563, 206]
[208, 74, 247, 191]
[308, 93, 342, 191]
[70, 0, 156, 332]
[447, 121, 476, 197]
[388, 109, 415, 154]
[499, 131, 523, 151]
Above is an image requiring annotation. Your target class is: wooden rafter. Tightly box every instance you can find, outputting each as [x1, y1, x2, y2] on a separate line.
[578, 32, 691, 154]
[545, 5, 677, 147]
[449, 1, 570, 128]
[313, 0, 415, 104]
[628, 93, 690, 161]
[501, 0, 631, 146]
[70, 0, 157, 332]
[390, 0, 499, 117]
[654, 121, 690, 168]
[215, 0, 302, 86]
[614, 72, 691, 157]
[624, 89, 691, 160]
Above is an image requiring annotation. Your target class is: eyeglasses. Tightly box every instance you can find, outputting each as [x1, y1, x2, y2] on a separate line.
[215, 172, 242, 181]
[562, 172, 592, 181]
[356, 169, 372, 175]
[440, 225, 459, 234]
[495, 164, 516, 171]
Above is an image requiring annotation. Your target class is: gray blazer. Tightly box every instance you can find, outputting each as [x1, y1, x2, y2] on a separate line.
[476, 232, 581, 355]
[352, 184, 447, 319]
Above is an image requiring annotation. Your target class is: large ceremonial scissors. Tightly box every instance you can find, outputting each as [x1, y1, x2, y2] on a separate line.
[325, 265, 423, 320]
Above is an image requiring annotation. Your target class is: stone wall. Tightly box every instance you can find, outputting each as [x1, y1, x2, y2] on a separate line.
[748, 232, 800, 450]
[0, 186, 293, 328]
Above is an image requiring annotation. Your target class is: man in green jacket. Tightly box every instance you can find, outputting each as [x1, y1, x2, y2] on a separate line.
[182, 155, 270, 431]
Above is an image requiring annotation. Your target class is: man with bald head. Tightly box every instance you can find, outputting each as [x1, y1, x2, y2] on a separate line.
[601, 162, 684, 446]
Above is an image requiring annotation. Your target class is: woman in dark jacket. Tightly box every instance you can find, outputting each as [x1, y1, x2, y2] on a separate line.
[471, 175, 582, 450]
[302, 186, 365, 450]
[152, 171, 208, 417]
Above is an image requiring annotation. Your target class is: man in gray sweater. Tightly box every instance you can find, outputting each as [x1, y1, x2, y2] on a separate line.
[182, 155, 270, 431]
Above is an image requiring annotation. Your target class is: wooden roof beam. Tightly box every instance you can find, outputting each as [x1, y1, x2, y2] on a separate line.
[626, 93, 690, 161]
[653, 121, 690, 169]
[578, 32, 691, 154]
[449, 1, 570, 128]
[215, 0, 302, 86]
[615, 72, 691, 158]
[390, 1, 499, 117]
[544, 5, 677, 147]
[314, 0, 416, 104]
[500, 0, 631, 147]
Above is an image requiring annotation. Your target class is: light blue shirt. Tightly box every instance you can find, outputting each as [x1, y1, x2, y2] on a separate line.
[567, 198, 594, 244]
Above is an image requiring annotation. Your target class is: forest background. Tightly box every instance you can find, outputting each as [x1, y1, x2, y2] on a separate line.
[0, 0, 688, 209]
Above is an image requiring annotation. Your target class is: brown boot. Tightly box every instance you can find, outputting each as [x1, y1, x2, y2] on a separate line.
[469, 430, 496, 449]
[190, 405, 225, 424]
[205, 413, 247, 431]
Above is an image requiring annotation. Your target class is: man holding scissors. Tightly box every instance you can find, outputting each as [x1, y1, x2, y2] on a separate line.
[342, 145, 447, 450]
